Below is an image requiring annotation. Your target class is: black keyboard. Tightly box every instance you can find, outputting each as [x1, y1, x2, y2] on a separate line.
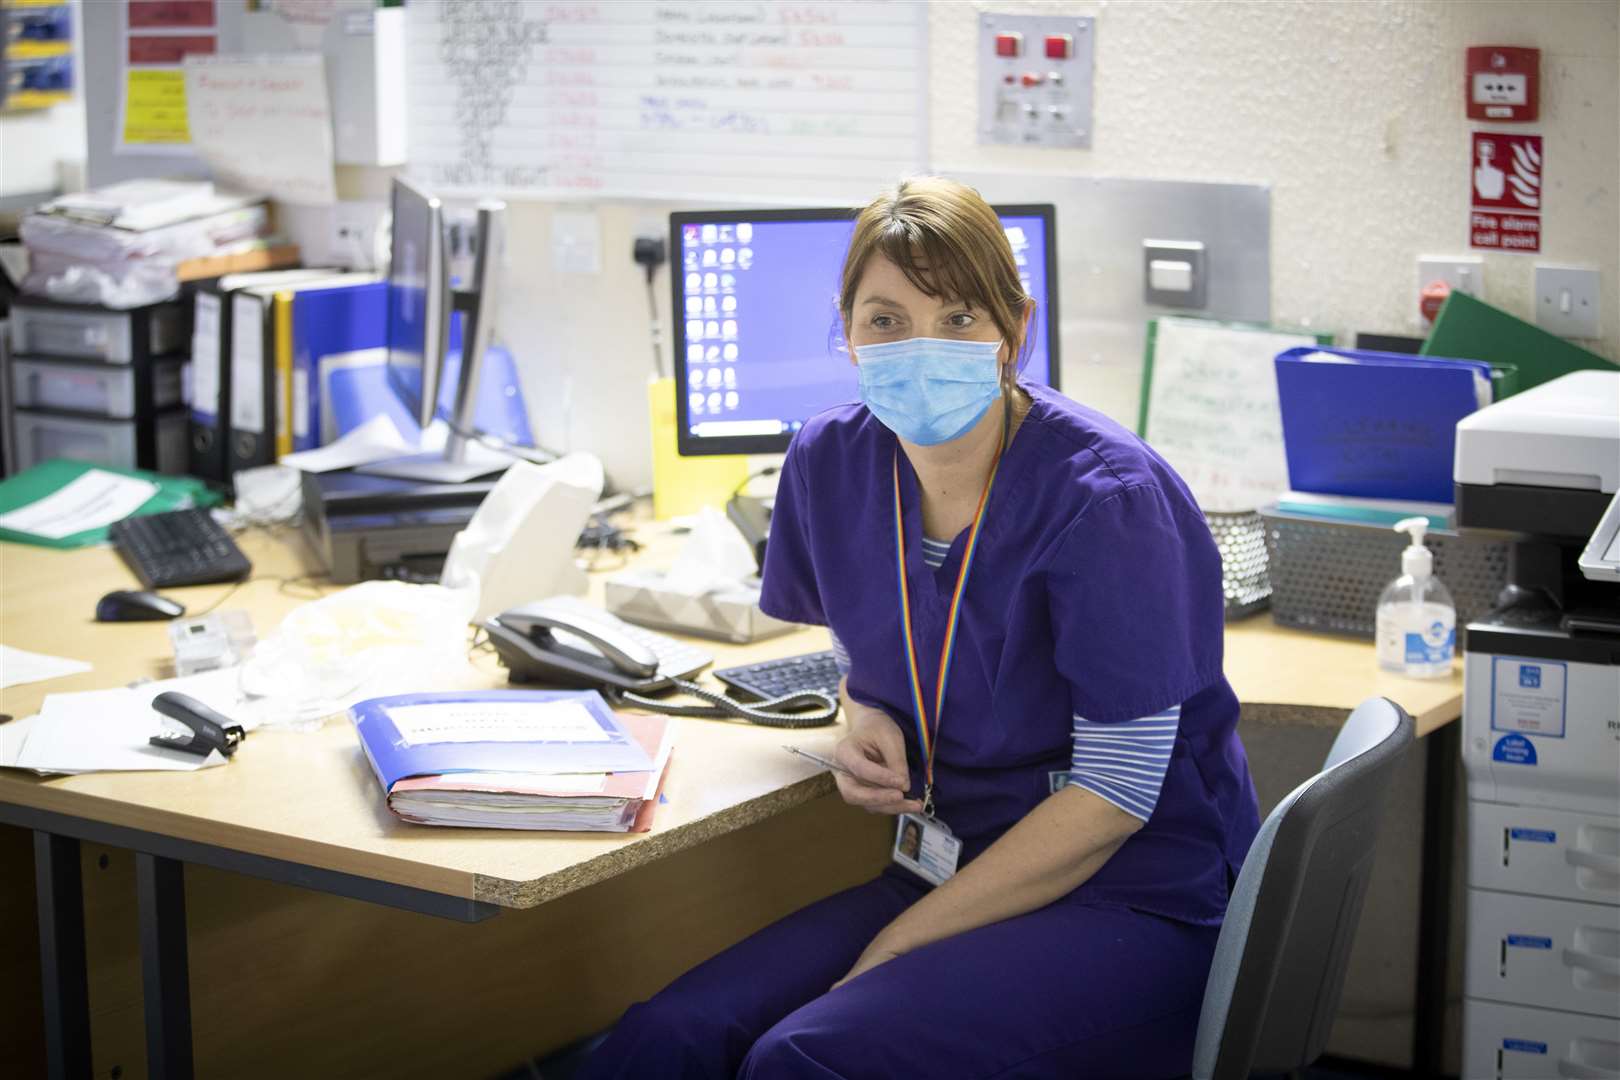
[110, 509, 252, 589]
[714, 650, 841, 705]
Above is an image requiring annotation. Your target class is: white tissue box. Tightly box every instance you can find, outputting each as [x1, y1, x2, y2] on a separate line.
[603, 570, 798, 644]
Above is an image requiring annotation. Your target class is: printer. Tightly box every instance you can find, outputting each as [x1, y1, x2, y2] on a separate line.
[301, 469, 497, 584]
[1453, 370, 1620, 1077]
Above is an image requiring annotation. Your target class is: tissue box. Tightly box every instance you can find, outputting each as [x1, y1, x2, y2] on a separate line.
[603, 570, 798, 644]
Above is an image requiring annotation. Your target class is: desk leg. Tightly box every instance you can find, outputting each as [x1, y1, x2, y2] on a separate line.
[1413, 721, 1460, 1077]
[34, 831, 92, 1080]
[136, 852, 194, 1080]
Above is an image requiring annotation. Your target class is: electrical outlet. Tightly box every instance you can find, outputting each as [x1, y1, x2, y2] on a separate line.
[1534, 264, 1602, 338]
[331, 200, 388, 270]
[1417, 255, 1484, 297]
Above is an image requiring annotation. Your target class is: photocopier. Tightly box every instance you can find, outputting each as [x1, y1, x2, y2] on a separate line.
[1454, 370, 1620, 1078]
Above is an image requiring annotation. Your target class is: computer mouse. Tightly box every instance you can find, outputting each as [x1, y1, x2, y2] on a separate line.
[95, 590, 186, 622]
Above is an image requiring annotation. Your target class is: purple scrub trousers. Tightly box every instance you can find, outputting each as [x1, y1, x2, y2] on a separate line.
[581, 866, 1218, 1079]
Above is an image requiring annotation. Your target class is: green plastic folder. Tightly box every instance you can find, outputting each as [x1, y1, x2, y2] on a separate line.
[0, 460, 221, 550]
[1422, 292, 1614, 396]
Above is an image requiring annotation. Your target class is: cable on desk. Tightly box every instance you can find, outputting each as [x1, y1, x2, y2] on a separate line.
[733, 465, 780, 499]
[609, 677, 838, 729]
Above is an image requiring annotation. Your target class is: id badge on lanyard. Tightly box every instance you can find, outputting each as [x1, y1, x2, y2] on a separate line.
[893, 811, 962, 886]
[887, 435, 1002, 887]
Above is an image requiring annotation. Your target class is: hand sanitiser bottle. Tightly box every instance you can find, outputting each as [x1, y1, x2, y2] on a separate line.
[1376, 517, 1456, 678]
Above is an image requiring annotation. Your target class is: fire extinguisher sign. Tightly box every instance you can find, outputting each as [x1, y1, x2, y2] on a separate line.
[1470, 132, 1542, 252]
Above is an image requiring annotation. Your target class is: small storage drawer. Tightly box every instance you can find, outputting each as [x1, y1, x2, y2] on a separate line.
[1466, 888, 1620, 1019]
[1470, 802, 1620, 907]
[9, 301, 185, 363]
[13, 408, 187, 475]
[12, 357, 184, 418]
[1464, 998, 1620, 1080]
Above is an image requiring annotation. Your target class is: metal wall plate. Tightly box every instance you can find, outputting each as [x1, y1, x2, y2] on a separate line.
[978, 13, 1094, 149]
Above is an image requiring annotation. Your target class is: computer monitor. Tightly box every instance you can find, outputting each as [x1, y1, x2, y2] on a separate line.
[669, 205, 1059, 457]
[369, 177, 511, 483]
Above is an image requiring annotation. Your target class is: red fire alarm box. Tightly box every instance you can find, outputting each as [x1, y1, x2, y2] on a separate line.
[1466, 46, 1539, 122]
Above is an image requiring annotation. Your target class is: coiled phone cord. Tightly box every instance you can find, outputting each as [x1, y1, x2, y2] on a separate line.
[609, 678, 839, 728]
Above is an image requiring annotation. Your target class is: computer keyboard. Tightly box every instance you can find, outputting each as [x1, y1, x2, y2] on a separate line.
[110, 509, 253, 590]
[715, 650, 841, 705]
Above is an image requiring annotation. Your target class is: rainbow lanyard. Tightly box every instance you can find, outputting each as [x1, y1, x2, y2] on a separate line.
[891, 441, 1004, 820]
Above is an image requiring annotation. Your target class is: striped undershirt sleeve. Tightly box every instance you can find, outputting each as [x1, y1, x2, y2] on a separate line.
[829, 629, 851, 676]
[1066, 705, 1182, 822]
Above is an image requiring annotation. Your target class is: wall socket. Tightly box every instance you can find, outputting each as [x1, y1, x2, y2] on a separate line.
[331, 200, 389, 270]
[1417, 255, 1484, 298]
[1533, 264, 1602, 339]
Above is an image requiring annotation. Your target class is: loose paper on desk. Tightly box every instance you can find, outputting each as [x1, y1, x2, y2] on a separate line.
[279, 414, 411, 474]
[0, 646, 92, 690]
[12, 688, 227, 774]
[0, 469, 158, 541]
[184, 53, 337, 206]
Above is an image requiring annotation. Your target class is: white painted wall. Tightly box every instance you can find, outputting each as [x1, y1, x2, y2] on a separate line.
[493, 0, 1618, 491]
[7, 1, 1616, 492]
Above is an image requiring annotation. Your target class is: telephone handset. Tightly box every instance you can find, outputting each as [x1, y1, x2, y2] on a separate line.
[484, 600, 691, 693]
[483, 598, 839, 728]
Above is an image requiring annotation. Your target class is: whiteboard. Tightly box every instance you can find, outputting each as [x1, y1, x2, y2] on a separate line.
[1141, 318, 1326, 514]
[403, 0, 929, 203]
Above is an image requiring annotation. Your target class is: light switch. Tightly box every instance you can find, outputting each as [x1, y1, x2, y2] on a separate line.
[1149, 259, 1194, 293]
[1534, 264, 1601, 338]
[1143, 240, 1207, 308]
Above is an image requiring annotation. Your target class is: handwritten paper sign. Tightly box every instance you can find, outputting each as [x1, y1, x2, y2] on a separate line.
[403, 0, 928, 202]
[1141, 318, 1323, 513]
[183, 53, 337, 205]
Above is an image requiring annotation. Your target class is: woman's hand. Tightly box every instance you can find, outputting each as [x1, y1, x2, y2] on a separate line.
[834, 679, 922, 815]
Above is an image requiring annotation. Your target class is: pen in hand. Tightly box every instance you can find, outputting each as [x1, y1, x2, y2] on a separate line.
[782, 744, 857, 779]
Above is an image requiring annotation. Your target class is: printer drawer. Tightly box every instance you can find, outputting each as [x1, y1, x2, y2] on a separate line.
[1470, 802, 1620, 907]
[1466, 889, 1620, 1019]
[1464, 998, 1620, 1080]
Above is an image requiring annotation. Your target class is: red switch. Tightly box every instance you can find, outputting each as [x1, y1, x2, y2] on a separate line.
[1044, 34, 1072, 60]
[1020, 72, 1044, 88]
[994, 32, 1022, 58]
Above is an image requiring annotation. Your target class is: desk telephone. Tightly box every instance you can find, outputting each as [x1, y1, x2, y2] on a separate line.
[484, 598, 837, 728]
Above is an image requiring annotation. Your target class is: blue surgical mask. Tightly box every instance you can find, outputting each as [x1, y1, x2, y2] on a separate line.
[856, 337, 1004, 446]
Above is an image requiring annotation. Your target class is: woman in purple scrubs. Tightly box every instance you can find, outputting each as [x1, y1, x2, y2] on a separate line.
[582, 177, 1260, 1079]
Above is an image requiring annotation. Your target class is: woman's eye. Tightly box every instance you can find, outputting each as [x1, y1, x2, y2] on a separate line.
[871, 314, 898, 329]
[948, 312, 976, 328]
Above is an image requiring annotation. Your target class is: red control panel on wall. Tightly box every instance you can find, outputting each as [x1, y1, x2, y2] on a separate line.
[1466, 46, 1539, 122]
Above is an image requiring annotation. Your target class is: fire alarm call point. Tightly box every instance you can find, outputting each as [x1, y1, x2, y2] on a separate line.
[1466, 46, 1539, 122]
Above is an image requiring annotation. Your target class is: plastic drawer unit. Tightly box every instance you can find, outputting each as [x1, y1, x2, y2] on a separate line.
[1464, 999, 1620, 1080]
[12, 357, 184, 418]
[9, 300, 186, 364]
[13, 408, 187, 474]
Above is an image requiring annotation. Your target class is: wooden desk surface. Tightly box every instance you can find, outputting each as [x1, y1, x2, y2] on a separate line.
[0, 521, 1461, 910]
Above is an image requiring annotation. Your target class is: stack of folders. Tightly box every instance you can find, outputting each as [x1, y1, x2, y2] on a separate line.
[351, 690, 672, 832]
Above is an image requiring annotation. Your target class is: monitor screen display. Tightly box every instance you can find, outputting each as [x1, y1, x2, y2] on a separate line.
[670, 205, 1058, 456]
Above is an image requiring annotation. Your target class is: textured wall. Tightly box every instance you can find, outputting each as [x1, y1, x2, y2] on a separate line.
[931, 0, 1619, 360]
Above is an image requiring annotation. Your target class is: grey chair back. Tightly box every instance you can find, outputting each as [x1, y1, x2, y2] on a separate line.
[1192, 697, 1415, 1080]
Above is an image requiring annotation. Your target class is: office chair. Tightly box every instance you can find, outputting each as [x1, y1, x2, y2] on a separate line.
[1191, 697, 1415, 1080]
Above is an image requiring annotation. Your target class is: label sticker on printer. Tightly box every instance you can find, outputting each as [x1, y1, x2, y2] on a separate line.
[1492, 734, 1537, 766]
[1491, 657, 1566, 737]
[1502, 1038, 1548, 1055]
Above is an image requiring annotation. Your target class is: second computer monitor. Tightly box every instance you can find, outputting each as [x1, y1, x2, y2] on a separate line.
[670, 204, 1059, 457]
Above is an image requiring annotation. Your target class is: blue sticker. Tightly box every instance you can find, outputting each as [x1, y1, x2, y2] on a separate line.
[1404, 626, 1455, 665]
[1519, 665, 1541, 689]
[1506, 934, 1553, 949]
[1048, 770, 1071, 794]
[1509, 827, 1556, 843]
[1503, 1039, 1548, 1055]
[1493, 734, 1538, 765]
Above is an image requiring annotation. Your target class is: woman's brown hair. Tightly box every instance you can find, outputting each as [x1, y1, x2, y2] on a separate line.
[839, 177, 1035, 373]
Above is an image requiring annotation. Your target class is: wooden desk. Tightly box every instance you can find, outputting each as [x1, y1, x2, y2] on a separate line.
[0, 525, 1463, 1078]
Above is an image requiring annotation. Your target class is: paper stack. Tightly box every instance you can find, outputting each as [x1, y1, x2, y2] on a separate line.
[20, 179, 276, 309]
[351, 690, 673, 833]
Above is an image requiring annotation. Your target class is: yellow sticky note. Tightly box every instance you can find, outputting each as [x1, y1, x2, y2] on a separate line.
[123, 69, 190, 145]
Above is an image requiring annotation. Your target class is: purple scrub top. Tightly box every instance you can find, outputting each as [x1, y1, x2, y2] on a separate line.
[760, 383, 1260, 927]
